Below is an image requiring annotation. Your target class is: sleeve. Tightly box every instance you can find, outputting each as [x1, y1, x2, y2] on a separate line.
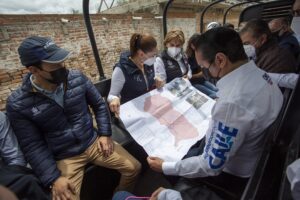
[84, 74, 112, 136]
[154, 57, 167, 82]
[287, 159, 300, 200]
[268, 73, 298, 89]
[5, 105, 61, 187]
[187, 64, 192, 79]
[158, 189, 182, 200]
[0, 112, 26, 166]
[107, 67, 125, 103]
[162, 102, 254, 178]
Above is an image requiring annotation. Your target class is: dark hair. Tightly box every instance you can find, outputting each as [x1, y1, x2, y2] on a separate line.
[186, 33, 201, 58]
[224, 23, 234, 29]
[275, 17, 290, 26]
[239, 19, 271, 39]
[28, 61, 42, 69]
[195, 27, 248, 63]
[130, 33, 157, 56]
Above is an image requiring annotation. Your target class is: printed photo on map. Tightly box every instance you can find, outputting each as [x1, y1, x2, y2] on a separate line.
[186, 91, 209, 110]
[166, 78, 192, 98]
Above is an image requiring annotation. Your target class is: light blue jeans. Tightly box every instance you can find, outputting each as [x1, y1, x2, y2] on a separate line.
[193, 81, 218, 99]
[113, 191, 134, 200]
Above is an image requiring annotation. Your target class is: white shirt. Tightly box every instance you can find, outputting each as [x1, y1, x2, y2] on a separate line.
[108, 67, 125, 103]
[268, 73, 299, 89]
[154, 55, 192, 81]
[287, 159, 300, 200]
[158, 189, 182, 200]
[162, 61, 283, 178]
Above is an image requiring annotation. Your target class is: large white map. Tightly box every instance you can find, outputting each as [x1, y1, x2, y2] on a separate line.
[120, 78, 215, 161]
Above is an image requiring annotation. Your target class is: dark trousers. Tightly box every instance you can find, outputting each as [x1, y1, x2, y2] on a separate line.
[174, 172, 249, 200]
[0, 165, 51, 200]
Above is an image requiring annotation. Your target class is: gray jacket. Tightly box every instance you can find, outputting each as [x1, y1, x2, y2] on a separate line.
[0, 111, 26, 166]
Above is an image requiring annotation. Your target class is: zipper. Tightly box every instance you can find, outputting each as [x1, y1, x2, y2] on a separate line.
[31, 85, 65, 110]
[141, 67, 149, 91]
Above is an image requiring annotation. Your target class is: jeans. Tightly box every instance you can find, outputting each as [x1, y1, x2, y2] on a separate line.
[112, 191, 150, 200]
[113, 191, 134, 200]
[193, 81, 218, 99]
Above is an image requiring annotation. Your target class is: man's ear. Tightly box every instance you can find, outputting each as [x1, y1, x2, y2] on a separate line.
[27, 66, 40, 74]
[215, 52, 227, 69]
[260, 33, 268, 45]
[282, 24, 288, 32]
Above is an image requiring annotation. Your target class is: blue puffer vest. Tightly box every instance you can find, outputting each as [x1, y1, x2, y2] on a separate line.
[6, 70, 111, 187]
[116, 51, 155, 103]
[160, 50, 189, 83]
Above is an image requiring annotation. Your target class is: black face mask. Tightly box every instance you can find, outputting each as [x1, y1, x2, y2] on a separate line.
[43, 67, 68, 85]
[201, 65, 220, 85]
[271, 30, 280, 39]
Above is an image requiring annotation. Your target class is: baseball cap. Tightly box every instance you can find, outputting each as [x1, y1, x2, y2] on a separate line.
[207, 22, 222, 30]
[18, 36, 71, 67]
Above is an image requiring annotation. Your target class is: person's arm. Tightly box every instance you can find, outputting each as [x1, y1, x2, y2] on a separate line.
[157, 189, 182, 200]
[83, 73, 112, 137]
[154, 57, 167, 84]
[162, 102, 253, 178]
[6, 105, 61, 187]
[268, 73, 298, 89]
[287, 159, 300, 200]
[0, 112, 26, 166]
[186, 64, 192, 79]
[191, 71, 203, 80]
[107, 67, 125, 103]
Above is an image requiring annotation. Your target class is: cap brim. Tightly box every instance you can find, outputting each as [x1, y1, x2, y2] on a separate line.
[42, 49, 71, 64]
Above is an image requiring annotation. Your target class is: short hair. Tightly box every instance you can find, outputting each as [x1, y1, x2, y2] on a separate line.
[186, 33, 201, 58]
[239, 19, 271, 39]
[130, 33, 157, 56]
[164, 29, 185, 47]
[272, 17, 290, 26]
[224, 23, 234, 29]
[194, 27, 248, 63]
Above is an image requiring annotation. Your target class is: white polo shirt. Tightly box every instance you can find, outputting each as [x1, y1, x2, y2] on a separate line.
[163, 60, 283, 178]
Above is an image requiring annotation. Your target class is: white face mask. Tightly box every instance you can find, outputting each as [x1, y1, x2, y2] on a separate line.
[291, 17, 300, 35]
[243, 44, 256, 61]
[144, 57, 156, 66]
[167, 47, 181, 58]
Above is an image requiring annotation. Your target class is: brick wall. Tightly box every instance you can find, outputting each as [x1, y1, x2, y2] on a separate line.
[0, 14, 163, 110]
[0, 11, 239, 110]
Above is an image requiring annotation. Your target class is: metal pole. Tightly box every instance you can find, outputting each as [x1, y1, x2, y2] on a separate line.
[83, 0, 106, 80]
[163, 0, 174, 38]
[200, 0, 225, 33]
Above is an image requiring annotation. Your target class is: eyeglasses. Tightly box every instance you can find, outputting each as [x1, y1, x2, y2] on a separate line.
[243, 38, 259, 47]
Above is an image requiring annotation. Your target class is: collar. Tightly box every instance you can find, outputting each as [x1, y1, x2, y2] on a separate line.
[216, 60, 256, 92]
[30, 75, 63, 95]
[256, 38, 277, 56]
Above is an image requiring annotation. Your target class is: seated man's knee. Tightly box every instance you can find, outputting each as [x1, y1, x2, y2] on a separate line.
[127, 159, 141, 177]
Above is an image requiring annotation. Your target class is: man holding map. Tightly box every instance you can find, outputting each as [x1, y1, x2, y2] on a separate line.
[147, 27, 284, 198]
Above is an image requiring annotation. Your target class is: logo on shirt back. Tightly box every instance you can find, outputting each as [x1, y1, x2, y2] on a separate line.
[205, 122, 239, 169]
[262, 73, 273, 85]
